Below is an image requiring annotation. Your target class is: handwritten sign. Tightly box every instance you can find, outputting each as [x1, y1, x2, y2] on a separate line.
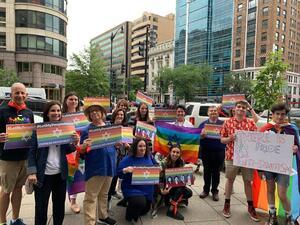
[165, 167, 194, 187]
[154, 108, 177, 122]
[233, 131, 294, 175]
[83, 97, 110, 111]
[204, 124, 222, 139]
[131, 167, 160, 185]
[135, 121, 156, 141]
[61, 112, 89, 131]
[4, 124, 35, 150]
[222, 94, 245, 109]
[36, 122, 75, 148]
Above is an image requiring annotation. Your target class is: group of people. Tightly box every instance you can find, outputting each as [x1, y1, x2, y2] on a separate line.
[0, 82, 299, 225]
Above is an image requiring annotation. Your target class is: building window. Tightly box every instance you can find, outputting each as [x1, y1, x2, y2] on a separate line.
[276, 7, 280, 16]
[17, 62, 32, 72]
[262, 7, 269, 16]
[281, 34, 285, 43]
[260, 57, 266, 66]
[261, 32, 267, 41]
[275, 32, 279, 41]
[291, 7, 297, 17]
[0, 34, 5, 47]
[288, 52, 295, 61]
[283, 10, 287, 18]
[248, 12, 256, 20]
[274, 44, 279, 51]
[281, 47, 285, 53]
[293, 86, 297, 95]
[276, 20, 280, 29]
[237, 27, 242, 35]
[290, 19, 296, 29]
[261, 45, 267, 54]
[238, 3, 243, 12]
[282, 22, 286, 31]
[248, 0, 256, 9]
[237, 15, 242, 25]
[290, 30, 296, 39]
[236, 49, 241, 57]
[262, 20, 268, 29]
[236, 38, 241, 47]
[294, 76, 298, 83]
[16, 0, 67, 14]
[235, 61, 240, 69]
[283, 0, 287, 5]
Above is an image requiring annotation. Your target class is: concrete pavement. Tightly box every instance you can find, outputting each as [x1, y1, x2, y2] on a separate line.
[7, 167, 272, 225]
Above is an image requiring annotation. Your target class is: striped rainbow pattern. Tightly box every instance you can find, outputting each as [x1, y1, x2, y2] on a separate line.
[84, 97, 110, 110]
[131, 167, 160, 185]
[222, 94, 245, 108]
[136, 91, 154, 106]
[4, 124, 35, 150]
[67, 159, 85, 195]
[253, 155, 300, 219]
[154, 121, 201, 163]
[154, 108, 177, 121]
[204, 124, 222, 139]
[89, 126, 122, 149]
[36, 122, 75, 148]
[121, 127, 133, 144]
[62, 112, 89, 131]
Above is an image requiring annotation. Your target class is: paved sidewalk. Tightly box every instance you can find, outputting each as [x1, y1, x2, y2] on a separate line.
[7, 168, 271, 225]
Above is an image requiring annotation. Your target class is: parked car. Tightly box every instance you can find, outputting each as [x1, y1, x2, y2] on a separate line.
[0, 97, 47, 113]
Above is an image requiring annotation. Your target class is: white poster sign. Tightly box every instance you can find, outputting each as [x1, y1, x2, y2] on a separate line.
[233, 131, 294, 175]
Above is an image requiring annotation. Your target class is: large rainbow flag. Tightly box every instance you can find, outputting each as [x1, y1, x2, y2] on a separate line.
[67, 158, 85, 195]
[153, 121, 201, 163]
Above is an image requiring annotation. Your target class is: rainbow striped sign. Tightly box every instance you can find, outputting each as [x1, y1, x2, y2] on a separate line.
[4, 124, 35, 150]
[136, 91, 154, 106]
[135, 121, 156, 141]
[222, 94, 245, 109]
[89, 126, 133, 149]
[36, 122, 75, 148]
[204, 124, 222, 139]
[154, 108, 177, 122]
[84, 97, 110, 111]
[131, 167, 160, 185]
[165, 167, 194, 187]
[61, 112, 89, 131]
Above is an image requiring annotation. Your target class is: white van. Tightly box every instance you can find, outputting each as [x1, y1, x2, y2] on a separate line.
[185, 102, 225, 127]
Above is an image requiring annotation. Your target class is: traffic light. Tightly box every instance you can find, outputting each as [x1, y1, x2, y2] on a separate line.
[138, 41, 145, 57]
[121, 64, 126, 74]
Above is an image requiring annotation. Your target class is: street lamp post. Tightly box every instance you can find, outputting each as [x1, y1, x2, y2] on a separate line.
[110, 26, 124, 107]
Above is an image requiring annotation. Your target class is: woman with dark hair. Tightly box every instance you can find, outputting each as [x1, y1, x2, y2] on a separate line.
[117, 138, 157, 224]
[108, 109, 130, 202]
[27, 101, 79, 225]
[62, 92, 82, 213]
[159, 145, 193, 220]
[80, 104, 117, 225]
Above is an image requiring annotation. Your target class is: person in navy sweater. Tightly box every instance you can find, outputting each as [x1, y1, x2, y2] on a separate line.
[198, 106, 225, 201]
[80, 104, 117, 225]
[27, 101, 79, 225]
[118, 138, 157, 224]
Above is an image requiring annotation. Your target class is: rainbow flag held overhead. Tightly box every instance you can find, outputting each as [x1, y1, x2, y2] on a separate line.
[165, 167, 194, 187]
[154, 121, 201, 163]
[131, 167, 160, 185]
[83, 97, 110, 111]
[36, 122, 75, 148]
[135, 121, 156, 141]
[67, 159, 85, 195]
[4, 124, 35, 150]
[61, 112, 90, 131]
[136, 91, 154, 106]
[204, 124, 222, 139]
[154, 108, 177, 122]
[222, 94, 245, 109]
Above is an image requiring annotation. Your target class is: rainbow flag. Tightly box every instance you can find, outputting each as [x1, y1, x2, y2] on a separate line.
[61, 112, 89, 131]
[4, 124, 35, 150]
[135, 121, 156, 141]
[222, 94, 245, 109]
[67, 158, 85, 195]
[154, 108, 177, 122]
[89, 126, 122, 149]
[121, 127, 134, 144]
[204, 124, 222, 139]
[131, 167, 160, 185]
[136, 91, 154, 106]
[165, 167, 194, 187]
[84, 97, 110, 111]
[36, 122, 75, 148]
[154, 121, 201, 163]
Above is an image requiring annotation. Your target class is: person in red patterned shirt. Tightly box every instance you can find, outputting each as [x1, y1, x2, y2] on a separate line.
[220, 100, 259, 222]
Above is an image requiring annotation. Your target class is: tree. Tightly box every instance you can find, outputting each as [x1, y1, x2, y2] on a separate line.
[223, 72, 253, 96]
[0, 68, 19, 86]
[156, 64, 212, 102]
[252, 51, 289, 112]
[127, 75, 144, 101]
[65, 45, 109, 98]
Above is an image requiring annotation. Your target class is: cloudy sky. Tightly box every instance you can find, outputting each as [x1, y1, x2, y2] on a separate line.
[67, 0, 176, 60]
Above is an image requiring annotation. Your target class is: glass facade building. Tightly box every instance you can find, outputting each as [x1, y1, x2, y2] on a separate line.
[175, 0, 233, 95]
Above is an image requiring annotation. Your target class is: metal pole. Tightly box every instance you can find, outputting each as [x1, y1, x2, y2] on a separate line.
[144, 25, 149, 92]
[184, 0, 190, 65]
[110, 33, 113, 108]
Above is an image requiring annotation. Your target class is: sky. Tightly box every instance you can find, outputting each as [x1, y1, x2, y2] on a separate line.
[67, 0, 176, 60]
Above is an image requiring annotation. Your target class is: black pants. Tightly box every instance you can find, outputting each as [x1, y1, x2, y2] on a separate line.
[126, 196, 151, 222]
[165, 186, 193, 205]
[34, 174, 66, 225]
[108, 176, 118, 201]
[202, 150, 225, 194]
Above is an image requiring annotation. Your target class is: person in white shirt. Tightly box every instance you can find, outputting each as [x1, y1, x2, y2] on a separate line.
[170, 105, 194, 128]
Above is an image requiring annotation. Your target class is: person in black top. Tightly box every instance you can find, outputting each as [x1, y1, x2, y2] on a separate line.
[0, 83, 34, 225]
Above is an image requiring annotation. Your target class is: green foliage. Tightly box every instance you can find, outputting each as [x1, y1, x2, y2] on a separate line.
[66, 45, 109, 98]
[155, 64, 212, 101]
[223, 72, 253, 96]
[252, 51, 289, 111]
[127, 75, 144, 101]
[0, 68, 19, 86]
